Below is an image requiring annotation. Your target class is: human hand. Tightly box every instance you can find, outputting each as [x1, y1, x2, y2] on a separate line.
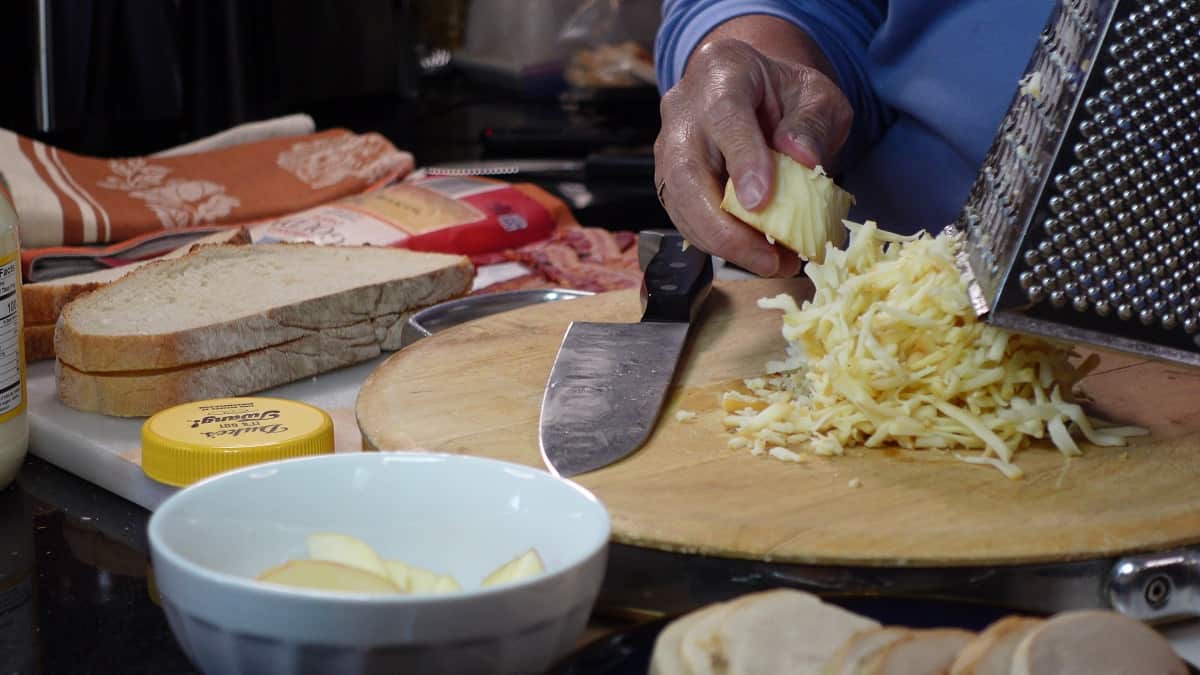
[653, 37, 853, 277]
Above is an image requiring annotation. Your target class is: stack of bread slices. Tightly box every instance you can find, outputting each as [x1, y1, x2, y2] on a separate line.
[650, 589, 1188, 675]
[49, 242, 474, 417]
[22, 227, 251, 362]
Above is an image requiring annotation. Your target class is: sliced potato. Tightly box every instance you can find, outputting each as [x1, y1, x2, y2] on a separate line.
[431, 575, 463, 594]
[263, 533, 540, 595]
[482, 548, 545, 588]
[257, 559, 400, 593]
[306, 532, 389, 580]
[385, 559, 462, 594]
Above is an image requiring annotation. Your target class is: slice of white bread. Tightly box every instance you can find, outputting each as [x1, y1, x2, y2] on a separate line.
[649, 594, 1186, 675]
[23, 227, 250, 362]
[54, 244, 473, 374]
[718, 591, 879, 674]
[24, 227, 250, 327]
[680, 600, 737, 675]
[1010, 610, 1187, 675]
[859, 628, 975, 675]
[57, 328, 381, 417]
[54, 244, 473, 416]
[653, 589, 880, 675]
[823, 627, 910, 675]
[948, 616, 1042, 675]
[650, 604, 728, 675]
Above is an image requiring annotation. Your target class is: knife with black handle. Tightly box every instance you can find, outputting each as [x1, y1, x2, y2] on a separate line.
[539, 230, 714, 477]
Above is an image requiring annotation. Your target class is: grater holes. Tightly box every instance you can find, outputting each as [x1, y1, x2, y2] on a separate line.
[995, 0, 1198, 354]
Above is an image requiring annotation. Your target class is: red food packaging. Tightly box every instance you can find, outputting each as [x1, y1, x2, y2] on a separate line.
[249, 175, 576, 255]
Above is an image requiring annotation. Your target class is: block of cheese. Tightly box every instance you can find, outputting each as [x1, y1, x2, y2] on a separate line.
[54, 244, 474, 416]
[720, 151, 853, 263]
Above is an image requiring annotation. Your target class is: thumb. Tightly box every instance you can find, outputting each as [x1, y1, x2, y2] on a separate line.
[771, 67, 854, 168]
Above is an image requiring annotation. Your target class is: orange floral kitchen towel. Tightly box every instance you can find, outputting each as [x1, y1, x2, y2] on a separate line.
[0, 127, 413, 249]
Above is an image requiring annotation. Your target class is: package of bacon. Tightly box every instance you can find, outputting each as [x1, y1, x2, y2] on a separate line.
[470, 226, 640, 295]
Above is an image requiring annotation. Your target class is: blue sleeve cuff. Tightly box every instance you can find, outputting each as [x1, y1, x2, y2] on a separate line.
[655, 1, 829, 93]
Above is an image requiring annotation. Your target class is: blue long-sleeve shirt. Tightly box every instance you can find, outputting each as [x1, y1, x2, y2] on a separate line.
[655, 0, 1055, 234]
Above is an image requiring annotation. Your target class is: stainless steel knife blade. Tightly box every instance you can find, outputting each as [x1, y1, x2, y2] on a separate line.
[539, 321, 690, 477]
[539, 230, 713, 477]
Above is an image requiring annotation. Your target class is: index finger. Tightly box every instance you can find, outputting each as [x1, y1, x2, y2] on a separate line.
[692, 42, 777, 212]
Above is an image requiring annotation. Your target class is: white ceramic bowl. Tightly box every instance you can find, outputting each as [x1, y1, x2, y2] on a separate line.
[147, 452, 610, 675]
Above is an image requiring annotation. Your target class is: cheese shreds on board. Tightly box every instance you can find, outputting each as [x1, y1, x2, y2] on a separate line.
[723, 220, 1147, 479]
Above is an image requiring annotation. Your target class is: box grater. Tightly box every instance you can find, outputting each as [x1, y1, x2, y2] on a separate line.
[954, 0, 1200, 367]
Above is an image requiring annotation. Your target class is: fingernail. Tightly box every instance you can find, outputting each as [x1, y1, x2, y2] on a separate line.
[752, 248, 780, 277]
[788, 132, 825, 165]
[778, 254, 802, 278]
[736, 172, 766, 209]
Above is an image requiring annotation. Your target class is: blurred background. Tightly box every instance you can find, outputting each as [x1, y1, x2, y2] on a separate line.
[0, 0, 667, 229]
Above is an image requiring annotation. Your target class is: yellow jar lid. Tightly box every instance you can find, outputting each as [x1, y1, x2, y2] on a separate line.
[141, 397, 334, 487]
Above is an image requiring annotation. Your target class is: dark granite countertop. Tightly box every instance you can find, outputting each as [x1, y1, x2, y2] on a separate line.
[0, 74, 674, 675]
[3, 455, 196, 674]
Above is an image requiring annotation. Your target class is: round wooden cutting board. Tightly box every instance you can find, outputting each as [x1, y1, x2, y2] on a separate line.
[356, 279, 1200, 567]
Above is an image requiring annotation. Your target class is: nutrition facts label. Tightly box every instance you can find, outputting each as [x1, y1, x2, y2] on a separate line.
[0, 258, 22, 415]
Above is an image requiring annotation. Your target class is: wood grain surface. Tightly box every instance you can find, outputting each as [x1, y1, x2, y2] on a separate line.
[355, 279, 1200, 566]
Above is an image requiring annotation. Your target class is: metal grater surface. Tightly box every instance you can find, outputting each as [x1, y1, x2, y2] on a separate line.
[954, 0, 1200, 367]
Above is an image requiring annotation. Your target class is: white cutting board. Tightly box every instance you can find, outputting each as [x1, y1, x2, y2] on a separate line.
[22, 262, 542, 511]
[26, 357, 383, 511]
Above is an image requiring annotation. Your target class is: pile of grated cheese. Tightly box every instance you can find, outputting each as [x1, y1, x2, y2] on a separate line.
[723, 220, 1146, 479]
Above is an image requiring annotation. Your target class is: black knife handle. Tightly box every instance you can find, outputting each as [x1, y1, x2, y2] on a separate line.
[639, 230, 714, 324]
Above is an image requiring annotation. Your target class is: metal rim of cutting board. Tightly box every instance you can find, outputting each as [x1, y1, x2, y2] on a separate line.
[354, 279, 1200, 571]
